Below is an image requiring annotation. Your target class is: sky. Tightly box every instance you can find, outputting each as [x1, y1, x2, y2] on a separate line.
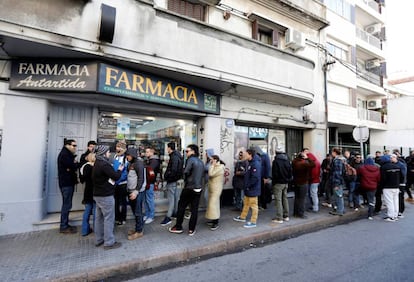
[385, 1, 414, 79]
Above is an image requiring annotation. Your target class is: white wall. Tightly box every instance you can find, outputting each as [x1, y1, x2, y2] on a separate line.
[0, 85, 48, 235]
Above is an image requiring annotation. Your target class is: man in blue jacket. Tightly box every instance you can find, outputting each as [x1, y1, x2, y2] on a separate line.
[233, 149, 262, 228]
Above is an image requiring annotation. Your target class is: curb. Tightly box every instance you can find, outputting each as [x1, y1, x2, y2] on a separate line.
[51, 211, 366, 282]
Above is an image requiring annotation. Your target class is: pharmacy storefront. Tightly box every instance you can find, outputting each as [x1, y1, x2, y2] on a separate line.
[1, 60, 220, 234]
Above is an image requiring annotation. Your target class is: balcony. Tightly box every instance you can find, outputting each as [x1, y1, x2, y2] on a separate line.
[357, 108, 387, 130]
[356, 27, 381, 49]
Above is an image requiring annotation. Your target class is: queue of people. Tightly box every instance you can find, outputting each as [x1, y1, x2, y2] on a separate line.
[57, 138, 413, 250]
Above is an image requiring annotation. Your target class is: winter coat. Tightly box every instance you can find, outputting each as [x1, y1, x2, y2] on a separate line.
[233, 159, 247, 189]
[81, 162, 94, 204]
[164, 150, 183, 183]
[307, 153, 321, 184]
[127, 158, 145, 196]
[271, 153, 292, 184]
[292, 157, 315, 186]
[184, 155, 204, 190]
[206, 163, 225, 220]
[146, 155, 161, 184]
[113, 154, 128, 185]
[330, 156, 346, 187]
[57, 146, 78, 187]
[357, 164, 380, 190]
[92, 156, 122, 197]
[380, 161, 403, 189]
[244, 154, 262, 197]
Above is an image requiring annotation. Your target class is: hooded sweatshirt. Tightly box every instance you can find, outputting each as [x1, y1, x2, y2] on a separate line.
[357, 158, 380, 190]
[307, 153, 321, 184]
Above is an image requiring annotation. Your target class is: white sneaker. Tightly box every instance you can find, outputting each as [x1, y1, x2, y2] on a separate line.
[145, 218, 154, 224]
[143, 216, 148, 221]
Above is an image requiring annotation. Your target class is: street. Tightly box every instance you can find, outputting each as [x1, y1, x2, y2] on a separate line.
[127, 204, 414, 282]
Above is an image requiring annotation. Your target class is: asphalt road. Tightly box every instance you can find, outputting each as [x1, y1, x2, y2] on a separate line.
[127, 204, 414, 282]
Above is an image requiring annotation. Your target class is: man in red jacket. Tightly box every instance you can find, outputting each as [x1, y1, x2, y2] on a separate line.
[357, 156, 380, 220]
[292, 151, 315, 219]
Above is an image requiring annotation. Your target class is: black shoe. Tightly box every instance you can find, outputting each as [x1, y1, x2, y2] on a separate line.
[95, 241, 104, 247]
[104, 242, 122, 250]
[60, 226, 77, 234]
[206, 220, 215, 226]
[210, 223, 219, 231]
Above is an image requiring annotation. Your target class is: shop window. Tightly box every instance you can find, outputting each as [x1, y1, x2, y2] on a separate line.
[168, 0, 205, 21]
[97, 112, 196, 157]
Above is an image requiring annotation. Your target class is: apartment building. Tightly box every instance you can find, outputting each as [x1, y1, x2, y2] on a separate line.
[0, 0, 328, 235]
[321, 0, 387, 154]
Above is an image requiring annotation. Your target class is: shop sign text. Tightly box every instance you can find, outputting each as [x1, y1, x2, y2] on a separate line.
[9, 61, 98, 92]
[98, 64, 220, 114]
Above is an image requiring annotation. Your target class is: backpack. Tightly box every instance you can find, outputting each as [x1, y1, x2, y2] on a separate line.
[145, 166, 156, 190]
[344, 163, 357, 182]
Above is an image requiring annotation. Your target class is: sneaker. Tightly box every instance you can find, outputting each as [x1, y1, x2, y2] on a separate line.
[160, 217, 172, 226]
[184, 212, 191, 220]
[233, 216, 246, 222]
[188, 230, 196, 236]
[145, 218, 154, 224]
[104, 242, 122, 250]
[143, 216, 148, 221]
[398, 213, 405, 218]
[283, 217, 290, 222]
[169, 226, 183, 234]
[354, 208, 359, 212]
[128, 229, 135, 236]
[128, 231, 143, 241]
[210, 224, 219, 231]
[206, 221, 214, 226]
[384, 217, 395, 222]
[60, 226, 77, 234]
[271, 218, 283, 223]
[116, 221, 126, 226]
[322, 202, 332, 208]
[368, 216, 373, 220]
[243, 222, 257, 228]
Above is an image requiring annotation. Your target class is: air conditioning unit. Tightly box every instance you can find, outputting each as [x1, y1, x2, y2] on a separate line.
[367, 99, 382, 110]
[365, 23, 381, 34]
[366, 59, 381, 69]
[285, 29, 305, 51]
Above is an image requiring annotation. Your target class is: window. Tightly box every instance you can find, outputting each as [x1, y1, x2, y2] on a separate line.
[327, 42, 349, 62]
[168, 0, 205, 21]
[252, 20, 283, 47]
[324, 0, 352, 21]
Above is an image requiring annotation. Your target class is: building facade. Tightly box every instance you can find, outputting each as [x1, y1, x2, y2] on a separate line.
[0, 0, 328, 235]
[321, 0, 387, 155]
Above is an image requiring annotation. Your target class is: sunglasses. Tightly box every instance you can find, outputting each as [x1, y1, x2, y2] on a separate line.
[185, 150, 192, 153]
[71, 144, 77, 147]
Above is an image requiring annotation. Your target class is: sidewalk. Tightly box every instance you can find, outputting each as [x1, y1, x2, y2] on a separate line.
[0, 200, 367, 282]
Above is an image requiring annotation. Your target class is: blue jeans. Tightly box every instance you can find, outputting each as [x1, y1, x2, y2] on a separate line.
[144, 184, 155, 219]
[366, 190, 376, 217]
[81, 202, 95, 236]
[348, 181, 360, 207]
[333, 185, 345, 215]
[233, 188, 244, 211]
[308, 183, 319, 212]
[166, 182, 181, 217]
[129, 192, 145, 233]
[94, 196, 116, 247]
[60, 186, 74, 230]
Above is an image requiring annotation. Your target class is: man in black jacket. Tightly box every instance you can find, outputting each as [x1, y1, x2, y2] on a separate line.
[380, 154, 403, 222]
[93, 145, 123, 250]
[57, 138, 79, 234]
[161, 142, 183, 226]
[271, 148, 292, 223]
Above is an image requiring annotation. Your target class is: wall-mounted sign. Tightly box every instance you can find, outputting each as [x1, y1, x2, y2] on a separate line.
[98, 64, 220, 114]
[9, 61, 220, 115]
[9, 61, 98, 92]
